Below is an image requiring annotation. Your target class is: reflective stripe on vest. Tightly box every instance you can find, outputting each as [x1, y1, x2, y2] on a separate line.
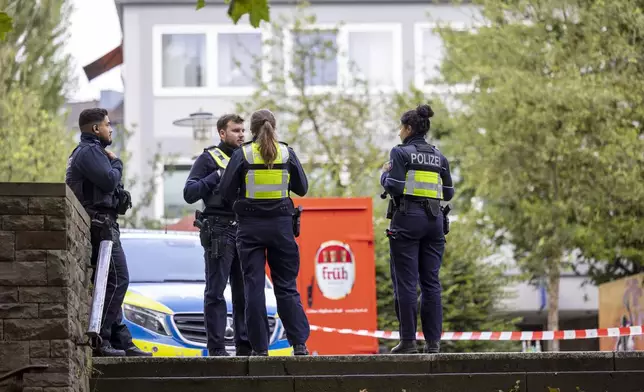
[208, 148, 230, 176]
[208, 148, 230, 169]
[242, 142, 290, 199]
[403, 169, 443, 199]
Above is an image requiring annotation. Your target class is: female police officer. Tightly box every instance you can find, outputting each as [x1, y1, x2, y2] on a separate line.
[381, 104, 455, 354]
[218, 108, 310, 356]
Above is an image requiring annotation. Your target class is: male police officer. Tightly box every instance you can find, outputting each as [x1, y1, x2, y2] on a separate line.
[183, 114, 252, 356]
[65, 108, 150, 357]
[381, 104, 454, 354]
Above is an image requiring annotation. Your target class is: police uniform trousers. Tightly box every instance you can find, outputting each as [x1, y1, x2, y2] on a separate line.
[90, 216, 133, 350]
[388, 201, 445, 342]
[203, 217, 250, 354]
[236, 215, 310, 353]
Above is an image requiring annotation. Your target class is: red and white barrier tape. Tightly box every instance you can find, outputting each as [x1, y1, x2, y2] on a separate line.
[310, 325, 644, 341]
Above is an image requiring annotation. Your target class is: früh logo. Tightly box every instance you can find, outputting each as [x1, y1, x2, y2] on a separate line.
[314, 240, 356, 300]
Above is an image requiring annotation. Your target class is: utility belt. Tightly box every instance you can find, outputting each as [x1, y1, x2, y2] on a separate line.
[194, 211, 236, 259]
[385, 195, 451, 235]
[232, 202, 303, 238]
[86, 209, 117, 246]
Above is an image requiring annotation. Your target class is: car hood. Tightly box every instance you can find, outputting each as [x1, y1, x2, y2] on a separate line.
[126, 283, 278, 315]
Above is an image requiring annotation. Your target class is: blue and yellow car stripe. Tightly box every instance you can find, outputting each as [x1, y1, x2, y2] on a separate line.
[123, 290, 292, 357]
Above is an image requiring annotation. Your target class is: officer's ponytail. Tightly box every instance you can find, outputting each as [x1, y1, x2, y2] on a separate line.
[250, 109, 278, 168]
[401, 104, 434, 136]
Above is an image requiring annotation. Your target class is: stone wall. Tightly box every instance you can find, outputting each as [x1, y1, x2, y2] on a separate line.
[0, 183, 92, 392]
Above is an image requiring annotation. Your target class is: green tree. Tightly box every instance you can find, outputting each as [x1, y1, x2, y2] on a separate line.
[234, 3, 390, 197]
[0, 0, 74, 112]
[0, 89, 75, 182]
[0, 11, 10, 40]
[435, 0, 644, 350]
[233, 2, 520, 352]
[0, 0, 75, 182]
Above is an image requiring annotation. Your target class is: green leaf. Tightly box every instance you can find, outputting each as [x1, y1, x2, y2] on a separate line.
[0, 11, 12, 40]
[195, 0, 206, 10]
[227, 0, 270, 28]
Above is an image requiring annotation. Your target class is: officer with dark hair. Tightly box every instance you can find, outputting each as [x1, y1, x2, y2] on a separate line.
[381, 104, 455, 354]
[183, 113, 252, 356]
[219, 108, 310, 356]
[65, 108, 150, 357]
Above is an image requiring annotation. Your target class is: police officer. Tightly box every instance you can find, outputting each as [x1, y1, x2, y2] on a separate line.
[219, 108, 310, 356]
[65, 108, 150, 357]
[183, 114, 252, 357]
[380, 104, 455, 354]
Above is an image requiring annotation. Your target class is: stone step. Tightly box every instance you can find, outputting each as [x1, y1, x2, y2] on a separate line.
[91, 352, 644, 378]
[90, 371, 644, 392]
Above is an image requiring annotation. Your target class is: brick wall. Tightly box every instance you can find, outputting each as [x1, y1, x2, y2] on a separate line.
[0, 183, 92, 392]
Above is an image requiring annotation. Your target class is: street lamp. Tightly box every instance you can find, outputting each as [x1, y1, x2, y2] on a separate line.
[172, 110, 216, 155]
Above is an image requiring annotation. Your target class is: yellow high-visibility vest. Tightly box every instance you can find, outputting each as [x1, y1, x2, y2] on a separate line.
[207, 147, 230, 175]
[402, 145, 443, 199]
[241, 142, 290, 199]
[403, 169, 443, 199]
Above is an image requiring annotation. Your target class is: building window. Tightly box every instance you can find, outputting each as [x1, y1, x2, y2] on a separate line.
[284, 24, 402, 94]
[217, 32, 262, 87]
[162, 165, 193, 220]
[153, 25, 270, 96]
[418, 27, 444, 86]
[344, 24, 402, 91]
[161, 33, 207, 88]
[292, 30, 338, 87]
[414, 22, 475, 94]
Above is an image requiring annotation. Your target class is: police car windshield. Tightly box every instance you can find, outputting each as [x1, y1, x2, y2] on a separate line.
[121, 236, 272, 289]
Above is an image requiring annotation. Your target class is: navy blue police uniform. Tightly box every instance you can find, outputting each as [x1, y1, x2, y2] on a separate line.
[65, 133, 149, 357]
[380, 134, 454, 354]
[218, 139, 310, 356]
[183, 141, 251, 356]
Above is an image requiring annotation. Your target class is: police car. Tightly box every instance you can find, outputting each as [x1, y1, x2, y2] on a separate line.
[118, 229, 292, 356]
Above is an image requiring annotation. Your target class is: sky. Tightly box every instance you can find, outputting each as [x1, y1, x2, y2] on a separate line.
[67, 0, 124, 102]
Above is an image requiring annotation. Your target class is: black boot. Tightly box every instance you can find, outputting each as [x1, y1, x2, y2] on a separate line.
[209, 349, 230, 357]
[236, 343, 253, 356]
[251, 350, 268, 356]
[125, 346, 152, 357]
[94, 343, 126, 357]
[424, 340, 440, 354]
[293, 344, 309, 356]
[390, 340, 419, 354]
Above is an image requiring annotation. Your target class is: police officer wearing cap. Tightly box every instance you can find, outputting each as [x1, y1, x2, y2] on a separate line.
[218, 108, 310, 356]
[65, 108, 150, 357]
[183, 114, 252, 356]
[380, 104, 455, 354]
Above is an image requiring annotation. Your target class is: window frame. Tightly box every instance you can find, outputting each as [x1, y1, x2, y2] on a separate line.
[152, 24, 272, 97]
[283, 23, 403, 96]
[340, 23, 403, 94]
[413, 21, 476, 95]
[154, 157, 196, 223]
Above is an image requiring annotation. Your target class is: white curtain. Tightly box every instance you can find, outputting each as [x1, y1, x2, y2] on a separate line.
[348, 31, 394, 87]
[162, 34, 207, 88]
[218, 33, 262, 87]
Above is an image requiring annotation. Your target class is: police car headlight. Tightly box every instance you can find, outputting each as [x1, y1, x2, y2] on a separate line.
[123, 304, 171, 336]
